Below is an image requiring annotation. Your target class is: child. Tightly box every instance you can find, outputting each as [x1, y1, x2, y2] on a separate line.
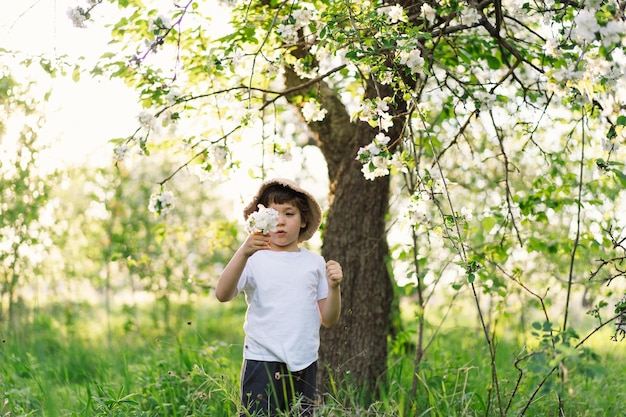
[216, 178, 343, 416]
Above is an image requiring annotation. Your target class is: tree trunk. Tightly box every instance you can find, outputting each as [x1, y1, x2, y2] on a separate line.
[320, 155, 393, 396]
[282, 66, 396, 394]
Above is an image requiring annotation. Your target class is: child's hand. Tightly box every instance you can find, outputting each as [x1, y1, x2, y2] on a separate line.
[242, 232, 271, 257]
[326, 260, 343, 289]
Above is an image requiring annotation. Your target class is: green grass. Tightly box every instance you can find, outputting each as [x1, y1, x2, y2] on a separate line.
[0, 298, 244, 416]
[1, 298, 625, 416]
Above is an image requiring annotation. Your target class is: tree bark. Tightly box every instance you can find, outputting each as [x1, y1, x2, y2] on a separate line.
[320, 153, 394, 396]
[282, 66, 396, 394]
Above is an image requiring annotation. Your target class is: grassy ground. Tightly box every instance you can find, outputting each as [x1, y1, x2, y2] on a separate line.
[0, 297, 624, 416]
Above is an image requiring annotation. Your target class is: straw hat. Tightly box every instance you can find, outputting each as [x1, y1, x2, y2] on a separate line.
[243, 178, 322, 242]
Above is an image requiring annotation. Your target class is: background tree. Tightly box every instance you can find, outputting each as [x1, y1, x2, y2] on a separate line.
[67, 0, 626, 411]
[0, 59, 59, 326]
[52, 156, 239, 336]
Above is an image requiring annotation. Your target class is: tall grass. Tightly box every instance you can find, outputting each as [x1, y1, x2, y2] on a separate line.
[1, 298, 624, 416]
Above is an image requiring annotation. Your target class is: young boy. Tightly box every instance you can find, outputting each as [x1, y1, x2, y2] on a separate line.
[215, 178, 343, 416]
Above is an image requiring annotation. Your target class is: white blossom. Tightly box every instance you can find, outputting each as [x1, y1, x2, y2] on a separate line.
[113, 144, 129, 162]
[357, 131, 394, 181]
[67, 7, 88, 28]
[406, 197, 431, 226]
[277, 23, 298, 43]
[361, 156, 390, 180]
[543, 38, 559, 57]
[572, 10, 599, 43]
[600, 20, 626, 46]
[374, 132, 390, 146]
[601, 138, 619, 152]
[421, 4, 437, 25]
[377, 70, 394, 85]
[294, 60, 317, 79]
[398, 48, 424, 74]
[383, 5, 406, 23]
[138, 111, 155, 129]
[460, 206, 473, 221]
[302, 100, 328, 122]
[375, 99, 389, 115]
[459, 7, 480, 25]
[230, 48, 245, 67]
[292, 8, 314, 29]
[148, 190, 176, 216]
[246, 204, 279, 234]
[379, 113, 394, 131]
[351, 100, 374, 122]
[166, 87, 182, 104]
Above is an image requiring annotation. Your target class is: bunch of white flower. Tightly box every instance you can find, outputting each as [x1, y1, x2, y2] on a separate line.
[421, 4, 437, 25]
[355, 132, 393, 180]
[572, 9, 599, 43]
[398, 48, 425, 75]
[379, 4, 406, 23]
[66, 0, 99, 28]
[246, 204, 279, 234]
[138, 111, 156, 130]
[276, 5, 317, 43]
[148, 191, 176, 216]
[353, 97, 394, 131]
[113, 144, 129, 162]
[166, 87, 182, 105]
[302, 100, 328, 122]
[406, 195, 431, 227]
[573, 8, 626, 46]
[67, 7, 88, 28]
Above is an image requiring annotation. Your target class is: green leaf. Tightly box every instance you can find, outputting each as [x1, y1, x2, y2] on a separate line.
[72, 66, 81, 82]
[611, 168, 626, 186]
[482, 216, 496, 232]
[486, 55, 501, 70]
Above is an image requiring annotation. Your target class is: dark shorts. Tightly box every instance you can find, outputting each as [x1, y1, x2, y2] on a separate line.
[240, 359, 317, 416]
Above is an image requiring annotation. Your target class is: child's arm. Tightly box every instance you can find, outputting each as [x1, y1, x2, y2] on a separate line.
[319, 260, 343, 328]
[215, 232, 270, 302]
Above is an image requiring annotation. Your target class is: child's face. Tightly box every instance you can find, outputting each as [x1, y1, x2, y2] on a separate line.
[266, 201, 306, 251]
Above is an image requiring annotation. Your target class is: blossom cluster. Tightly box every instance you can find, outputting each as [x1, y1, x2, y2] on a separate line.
[397, 39, 425, 75]
[113, 143, 129, 162]
[354, 98, 394, 132]
[276, 6, 316, 44]
[378, 5, 407, 24]
[246, 204, 279, 234]
[148, 190, 176, 216]
[112, 109, 168, 163]
[302, 100, 328, 122]
[66, 0, 100, 28]
[572, 9, 626, 46]
[355, 132, 396, 180]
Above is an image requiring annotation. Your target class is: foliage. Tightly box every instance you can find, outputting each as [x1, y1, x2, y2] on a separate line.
[43, 155, 241, 337]
[6, 0, 626, 414]
[0, 56, 59, 324]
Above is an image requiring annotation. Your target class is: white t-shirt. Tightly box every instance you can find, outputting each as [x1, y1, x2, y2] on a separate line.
[237, 248, 329, 371]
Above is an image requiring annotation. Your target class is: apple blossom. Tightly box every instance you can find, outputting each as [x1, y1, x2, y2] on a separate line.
[246, 204, 279, 234]
[148, 190, 176, 216]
